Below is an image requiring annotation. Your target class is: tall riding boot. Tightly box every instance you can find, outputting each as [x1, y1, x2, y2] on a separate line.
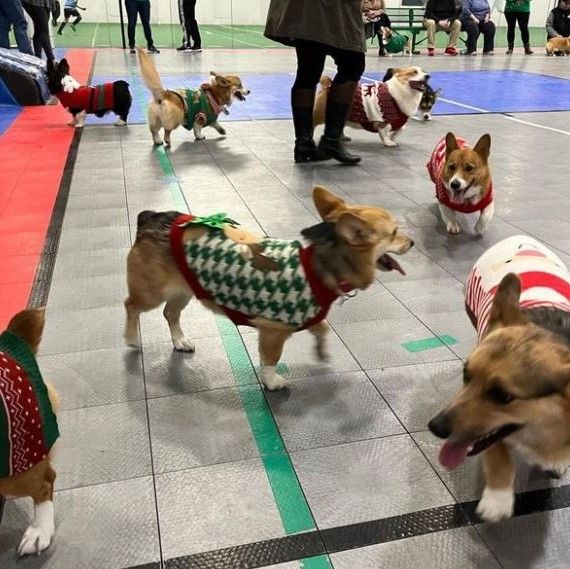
[292, 87, 328, 164]
[318, 80, 361, 164]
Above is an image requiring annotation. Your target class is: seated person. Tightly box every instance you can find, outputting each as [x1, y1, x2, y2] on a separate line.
[546, 0, 570, 39]
[460, 0, 496, 55]
[362, 0, 392, 56]
[423, 0, 461, 56]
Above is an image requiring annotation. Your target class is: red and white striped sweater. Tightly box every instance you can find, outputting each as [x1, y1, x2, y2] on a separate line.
[465, 236, 570, 341]
[427, 136, 493, 214]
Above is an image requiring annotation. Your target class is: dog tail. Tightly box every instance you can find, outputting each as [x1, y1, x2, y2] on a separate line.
[319, 75, 333, 91]
[6, 308, 46, 355]
[137, 47, 166, 102]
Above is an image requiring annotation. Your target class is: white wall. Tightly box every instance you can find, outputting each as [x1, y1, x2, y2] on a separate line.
[79, 0, 557, 28]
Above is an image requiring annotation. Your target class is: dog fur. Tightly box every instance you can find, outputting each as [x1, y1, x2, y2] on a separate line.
[137, 48, 249, 146]
[0, 309, 59, 556]
[123, 186, 413, 391]
[428, 132, 494, 235]
[380, 27, 411, 55]
[546, 36, 570, 55]
[315, 67, 428, 147]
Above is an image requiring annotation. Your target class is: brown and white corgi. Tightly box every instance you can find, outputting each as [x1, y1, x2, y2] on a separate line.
[427, 132, 493, 235]
[429, 236, 570, 522]
[546, 36, 570, 56]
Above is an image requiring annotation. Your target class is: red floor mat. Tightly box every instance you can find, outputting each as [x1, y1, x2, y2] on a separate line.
[0, 49, 94, 328]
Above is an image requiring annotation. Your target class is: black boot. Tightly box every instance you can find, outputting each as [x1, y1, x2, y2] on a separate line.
[318, 81, 361, 164]
[524, 44, 533, 55]
[292, 88, 328, 164]
[506, 45, 513, 54]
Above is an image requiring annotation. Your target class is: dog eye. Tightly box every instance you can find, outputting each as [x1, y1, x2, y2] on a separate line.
[465, 164, 474, 172]
[448, 163, 457, 172]
[487, 385, 513, 405]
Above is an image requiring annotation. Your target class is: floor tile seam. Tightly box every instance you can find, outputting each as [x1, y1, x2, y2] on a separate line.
[504, 217, 570, 254]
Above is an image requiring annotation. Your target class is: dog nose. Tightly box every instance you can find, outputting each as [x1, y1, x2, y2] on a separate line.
[428, 412, 452, 439]
[424, 74, 430, 81]
[423, 114, 430, 120]
[450, 180, 461, 191]
[409, 239, 415, 248]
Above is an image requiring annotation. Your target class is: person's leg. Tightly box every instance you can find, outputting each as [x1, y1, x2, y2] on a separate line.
[125, 0, 138, 49]
[58, 10, 69, 33]
[424, 19, 437, 49]
[462, 20, 479, 52]
[448, 18, 461, 47]
[72, 8, 82, 27]
[291, 40, 327, 163]
[318, 47, 366, 164]
[518, 12, 532, 53]
[481, 20, 495, 53]
[24, 4, 53, 60]
[1, 0, 33, 54]
[504, 12, 516, 51]
[178, 0, 188, 46]
[138, 1, 156, 50]
[188, 0, 201, 49]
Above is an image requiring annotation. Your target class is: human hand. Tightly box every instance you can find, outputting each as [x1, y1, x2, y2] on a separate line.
[438, 19, 450, 28]
[484, 13, 490, 22]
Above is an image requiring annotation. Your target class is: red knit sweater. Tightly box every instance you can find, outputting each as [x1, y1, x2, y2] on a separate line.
[56, 84, 114, 114]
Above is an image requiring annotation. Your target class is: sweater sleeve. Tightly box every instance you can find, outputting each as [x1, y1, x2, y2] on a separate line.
[424, 0, 435, 20]
[461, 0, 473, 18]
[546, 11, 561, 37]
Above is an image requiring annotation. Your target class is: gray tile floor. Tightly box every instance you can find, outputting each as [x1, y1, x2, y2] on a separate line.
[1, 48, 570, 568]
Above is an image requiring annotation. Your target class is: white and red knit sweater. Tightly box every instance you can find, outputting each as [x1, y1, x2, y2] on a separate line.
[427, 136, 493, 214]
[465, 236, 570, 341]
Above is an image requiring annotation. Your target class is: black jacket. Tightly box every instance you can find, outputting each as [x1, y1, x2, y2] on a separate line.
[548, 7, 570, 38]
[424, 0, 459, 21]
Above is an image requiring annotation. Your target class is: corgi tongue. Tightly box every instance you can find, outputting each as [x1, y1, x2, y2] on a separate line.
[438, 441, 472, 471]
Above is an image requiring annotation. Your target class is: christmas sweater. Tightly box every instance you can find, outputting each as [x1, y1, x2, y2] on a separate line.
[427, 135, 493, 214]
[170, 214, 348, 329]
[465, 236, 570, 341]
[384, 34, 408, 54]
[56, 83, 114, 114]
[176, 88, 220, 130]
[347, 82, 408, 133]
[0, 331, 59, 478]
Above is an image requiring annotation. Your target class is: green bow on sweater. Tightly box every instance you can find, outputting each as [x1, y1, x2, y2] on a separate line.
[180, 213, 239, 230]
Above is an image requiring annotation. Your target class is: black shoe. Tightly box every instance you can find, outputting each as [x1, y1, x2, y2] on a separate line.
[318, 136, 360, 165]
[71, 23, 76, 31]
[506, 46, 513, 54]
[176, 43, 188, 51]
[294, 139, 328, 164]
[190, 46, 202, 52]
[130, 47, 136, 54]
[147, 46, 160, 54]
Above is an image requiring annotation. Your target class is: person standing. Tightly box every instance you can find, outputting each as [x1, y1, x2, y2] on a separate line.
[177, 0, 202, 52]
[423, 0, 461, 55]
[460, 0, 496, 55]
[264, 0, 366, 165]
[505, 0, 532, 54]
[21, 0, 55, 61]
[0, 0, 34, 55]
[125, 0, 159, 54]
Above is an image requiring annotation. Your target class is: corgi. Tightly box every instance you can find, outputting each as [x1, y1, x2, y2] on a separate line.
[380, 27, 411, 56]
[429, 236, 570, 522]
[123, 186, 413, 391]
[46, 58, 132, 128]
[315, 67, 429, 148]
[137, 48, 249, 146]
[427, 132, 493, 235]
[0, 309, 60, 556]
[546, 36, 570, 55]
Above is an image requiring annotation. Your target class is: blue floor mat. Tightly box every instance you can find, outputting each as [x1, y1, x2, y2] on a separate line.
[0, 105, 21, 135]
[86, 70, 570, 125]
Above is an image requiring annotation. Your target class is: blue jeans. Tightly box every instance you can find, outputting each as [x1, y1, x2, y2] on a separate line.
[125, 0, 154, 49]
[0, 0, 33, 55]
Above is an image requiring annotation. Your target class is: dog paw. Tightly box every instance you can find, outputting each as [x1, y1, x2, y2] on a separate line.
[476, 487, 514, 522]
[315, 343, 330, 363]
[263, 373, 289, 391]
[546, 464, 568, 479]
[475, 218, 490, 235]
[217, 127, 227, 136]
[18, 525, 54, 557]
[114, 118, 127, 126]
[173, 337, 195, 352]
[124, 335, 141, 350]
[446, 220, 461, 234]
[194, 134, 206, 141]
[383, 139, 398, 147]
[153, 140, 163, 146]
[74, 123, 84, 129]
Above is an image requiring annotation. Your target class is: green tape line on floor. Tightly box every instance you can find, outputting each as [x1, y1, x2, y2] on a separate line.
[149, 124, 332, 568]
[402, 334, 458, 352]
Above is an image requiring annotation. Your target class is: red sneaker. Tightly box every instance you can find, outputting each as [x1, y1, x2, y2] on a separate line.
[428, 47, 435, 56]
[445, 46, 459, 56]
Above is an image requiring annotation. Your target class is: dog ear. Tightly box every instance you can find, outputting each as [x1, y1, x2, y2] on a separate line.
[312, 186, 347, 221]
[59, 58, 70, 75]
[6, 308, 46, 354]
[487, 273, 528, 331]
[445, 132, 459, 158]
[210, 72, 231, 87]
[336, 212, 373, 247]
[473, 134, 491, 163]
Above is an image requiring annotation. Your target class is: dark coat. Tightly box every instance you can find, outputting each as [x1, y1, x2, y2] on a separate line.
[264, 0, 366, 53]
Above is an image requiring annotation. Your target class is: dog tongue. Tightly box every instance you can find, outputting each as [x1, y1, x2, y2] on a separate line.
[438, 441, 471, 471]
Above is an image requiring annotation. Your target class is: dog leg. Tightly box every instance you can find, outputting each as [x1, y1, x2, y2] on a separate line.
[309, 321, 330, 363]
[193, 121, 206, 141]
[18, 462, 56, 557]
[163, 294, 194, 352]
[476, 442, 515, 522]
[74, 110, 86, 129]
[148, 108, 163, 145]
[258, 328, 292, 391]
[124, 295, 163, 350]
[475, 201, 494, 235]
[68, 114, 77, 127]
[211, 121, 226, 136]
[164, 129, 173, 147]
[438, 203, 461, 234]
[114, 117, 127, 126]
[378, 125, 397, 147]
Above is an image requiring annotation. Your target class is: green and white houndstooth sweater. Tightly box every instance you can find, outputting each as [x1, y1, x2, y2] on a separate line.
[170, 214, 347, 329]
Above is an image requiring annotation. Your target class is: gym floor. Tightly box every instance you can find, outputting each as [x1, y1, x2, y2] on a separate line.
[1, 45, 570, 569]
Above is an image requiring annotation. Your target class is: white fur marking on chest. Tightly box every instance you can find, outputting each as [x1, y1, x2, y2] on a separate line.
[61, 74, 82, 94]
